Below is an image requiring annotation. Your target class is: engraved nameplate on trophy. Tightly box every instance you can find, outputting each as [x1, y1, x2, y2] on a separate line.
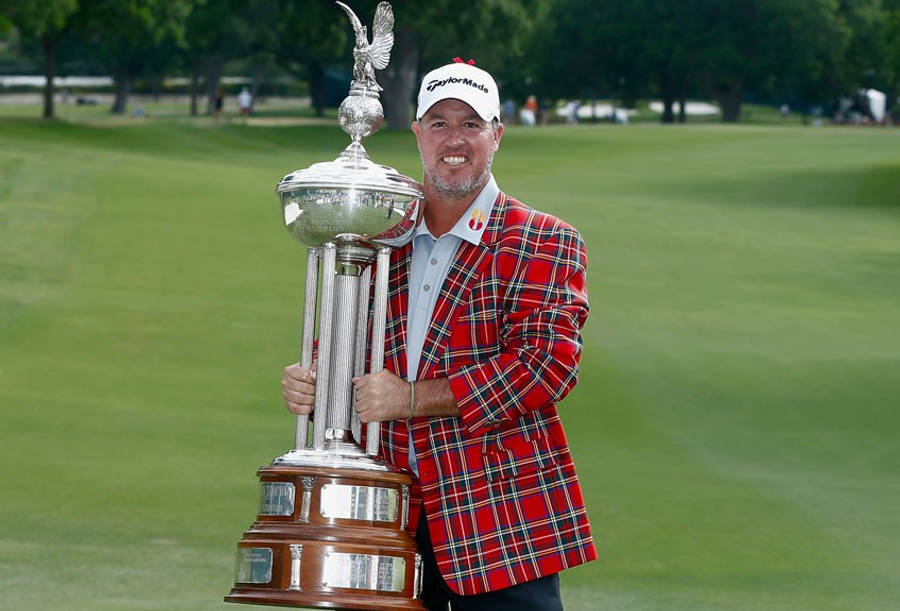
[234, 548, 274, 585]
[259, 482, 296, 517]
[319, 484, 399, 522]
[321, 552, 406, 592]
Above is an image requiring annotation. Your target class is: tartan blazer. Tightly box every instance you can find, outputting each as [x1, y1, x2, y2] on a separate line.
[378, 191, 597, 595]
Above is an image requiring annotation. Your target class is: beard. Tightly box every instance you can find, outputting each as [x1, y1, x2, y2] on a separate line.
[422, 152, 494, 200]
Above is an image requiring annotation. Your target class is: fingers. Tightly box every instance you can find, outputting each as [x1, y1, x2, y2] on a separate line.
[352, 371, 406, 423]
[283, 387, 315, 405]
[283, 367, 403, 422]
[283, 365, 316, 394]
[282, 385, 315, 415]
[283, 362, 317, 415]
[284, 400, 313, 416]
[285, 363, 316, 383]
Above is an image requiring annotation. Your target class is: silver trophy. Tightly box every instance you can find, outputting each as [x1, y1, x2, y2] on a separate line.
[274, 0, 420, 470]
[226, 3, 424, 609]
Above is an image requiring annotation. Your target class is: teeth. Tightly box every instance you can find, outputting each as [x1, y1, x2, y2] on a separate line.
[442, 156, 467, 165]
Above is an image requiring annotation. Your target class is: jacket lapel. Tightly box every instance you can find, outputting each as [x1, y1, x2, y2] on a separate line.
[384, 242, 412, 381]
[417, 193, 507, 379]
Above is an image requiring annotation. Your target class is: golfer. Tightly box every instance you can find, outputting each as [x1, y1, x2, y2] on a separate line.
[282, 59, 596, 610]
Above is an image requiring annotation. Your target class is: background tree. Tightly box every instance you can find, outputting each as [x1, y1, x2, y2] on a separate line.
[531, 0, 707, 123]
[182, 0, 254, 116]
[836, 0, 889, 90]
[0, 0, 79, 118]
[693, 0, 847, 122]
[274, 0, 347, 117]
[71, 0, 190, 114]
[344, 0, 537, 130]
[531, 0, 871, 123]
[528, 0, 610, 106]
[885, 0, 900, 118]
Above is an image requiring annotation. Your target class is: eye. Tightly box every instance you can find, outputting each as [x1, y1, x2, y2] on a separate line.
[430, 120, 447, 128]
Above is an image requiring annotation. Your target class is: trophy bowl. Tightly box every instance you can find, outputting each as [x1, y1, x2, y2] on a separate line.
[277, 153, 421, 247]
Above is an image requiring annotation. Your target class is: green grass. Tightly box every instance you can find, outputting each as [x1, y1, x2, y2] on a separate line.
[1, 115, 899, 610]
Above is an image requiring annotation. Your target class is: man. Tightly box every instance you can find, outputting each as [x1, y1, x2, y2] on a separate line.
[282, 59, 596, 610]
[238, 86, 253, 123]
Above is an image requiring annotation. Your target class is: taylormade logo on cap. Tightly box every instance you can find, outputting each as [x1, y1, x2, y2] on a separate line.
[416, 60, 500, 123]
[426, 76, 489, 94]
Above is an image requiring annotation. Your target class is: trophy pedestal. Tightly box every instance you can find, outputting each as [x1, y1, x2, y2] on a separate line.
[226, 463, 423, 610]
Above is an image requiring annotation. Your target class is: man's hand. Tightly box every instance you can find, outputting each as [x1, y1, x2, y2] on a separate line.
[353, 370, 410, 423]
[282, 363, 316, 415]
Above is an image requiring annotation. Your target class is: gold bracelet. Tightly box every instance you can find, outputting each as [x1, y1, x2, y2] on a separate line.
[409, 381, 415, 420]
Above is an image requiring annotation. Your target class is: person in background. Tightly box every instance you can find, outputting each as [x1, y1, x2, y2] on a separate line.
[520, 94, 538, 126]
[214, 87, 224, 121]
[238, 86, 253, 124]
[502, 98, 516, 123]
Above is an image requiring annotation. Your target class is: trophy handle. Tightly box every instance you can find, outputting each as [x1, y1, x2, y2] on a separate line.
[366, 247, 391, 455]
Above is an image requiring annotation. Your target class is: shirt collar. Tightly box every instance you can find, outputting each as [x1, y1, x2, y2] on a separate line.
[452, 174, 498, 246]
[410, 174, 500, 248]
[416, 174, 499, 246]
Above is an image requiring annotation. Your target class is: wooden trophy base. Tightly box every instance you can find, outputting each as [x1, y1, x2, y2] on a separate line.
[225, 462, 424, 610]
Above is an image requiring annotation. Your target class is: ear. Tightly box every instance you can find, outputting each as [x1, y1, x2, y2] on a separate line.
[411, 121, 419, 137]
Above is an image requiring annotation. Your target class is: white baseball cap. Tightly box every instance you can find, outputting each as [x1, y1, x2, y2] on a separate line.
[416, 60, 501, 123]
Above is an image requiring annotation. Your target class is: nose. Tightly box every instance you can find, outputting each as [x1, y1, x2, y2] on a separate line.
[443, 126, 466, 147]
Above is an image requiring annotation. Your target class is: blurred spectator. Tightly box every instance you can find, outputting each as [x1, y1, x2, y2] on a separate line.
[215, 87, 224, 121]
[502, 98, 516, 123]
[565, 100, 580, 124]
[238, 87, 253, 123]
[520, 94, 538, 126]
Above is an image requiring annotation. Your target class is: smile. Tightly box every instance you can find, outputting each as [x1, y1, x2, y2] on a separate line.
[442, 155, 468, 165]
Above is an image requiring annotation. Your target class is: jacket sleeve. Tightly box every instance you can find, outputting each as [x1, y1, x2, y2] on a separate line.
[447, 222, 589, 438]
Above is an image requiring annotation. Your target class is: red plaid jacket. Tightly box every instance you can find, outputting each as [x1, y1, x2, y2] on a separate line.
[377, 191, 597, 595]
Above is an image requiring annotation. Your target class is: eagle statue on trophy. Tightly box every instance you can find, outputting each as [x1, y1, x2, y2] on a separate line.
[336, 1, 394, 92]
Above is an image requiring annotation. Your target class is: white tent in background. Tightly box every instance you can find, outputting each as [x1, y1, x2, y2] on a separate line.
[860, 88, 886, 123]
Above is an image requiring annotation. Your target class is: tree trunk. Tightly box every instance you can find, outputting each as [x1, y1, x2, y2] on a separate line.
[150, 74, 162, 102]
[662, 95, 675, 123]
[251, 61, 264, 104]
[41, 36, 57, 120]
[205, 55, 224, 115]
[718, 77, 743, 122]
[380, 24, 418, 131]
[190, 68, 199, 116]
[111, 73, 131, 114]
[660, 69, 675, 123]
[308, 62, 325, 117]
[677, 83, 687, 123]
